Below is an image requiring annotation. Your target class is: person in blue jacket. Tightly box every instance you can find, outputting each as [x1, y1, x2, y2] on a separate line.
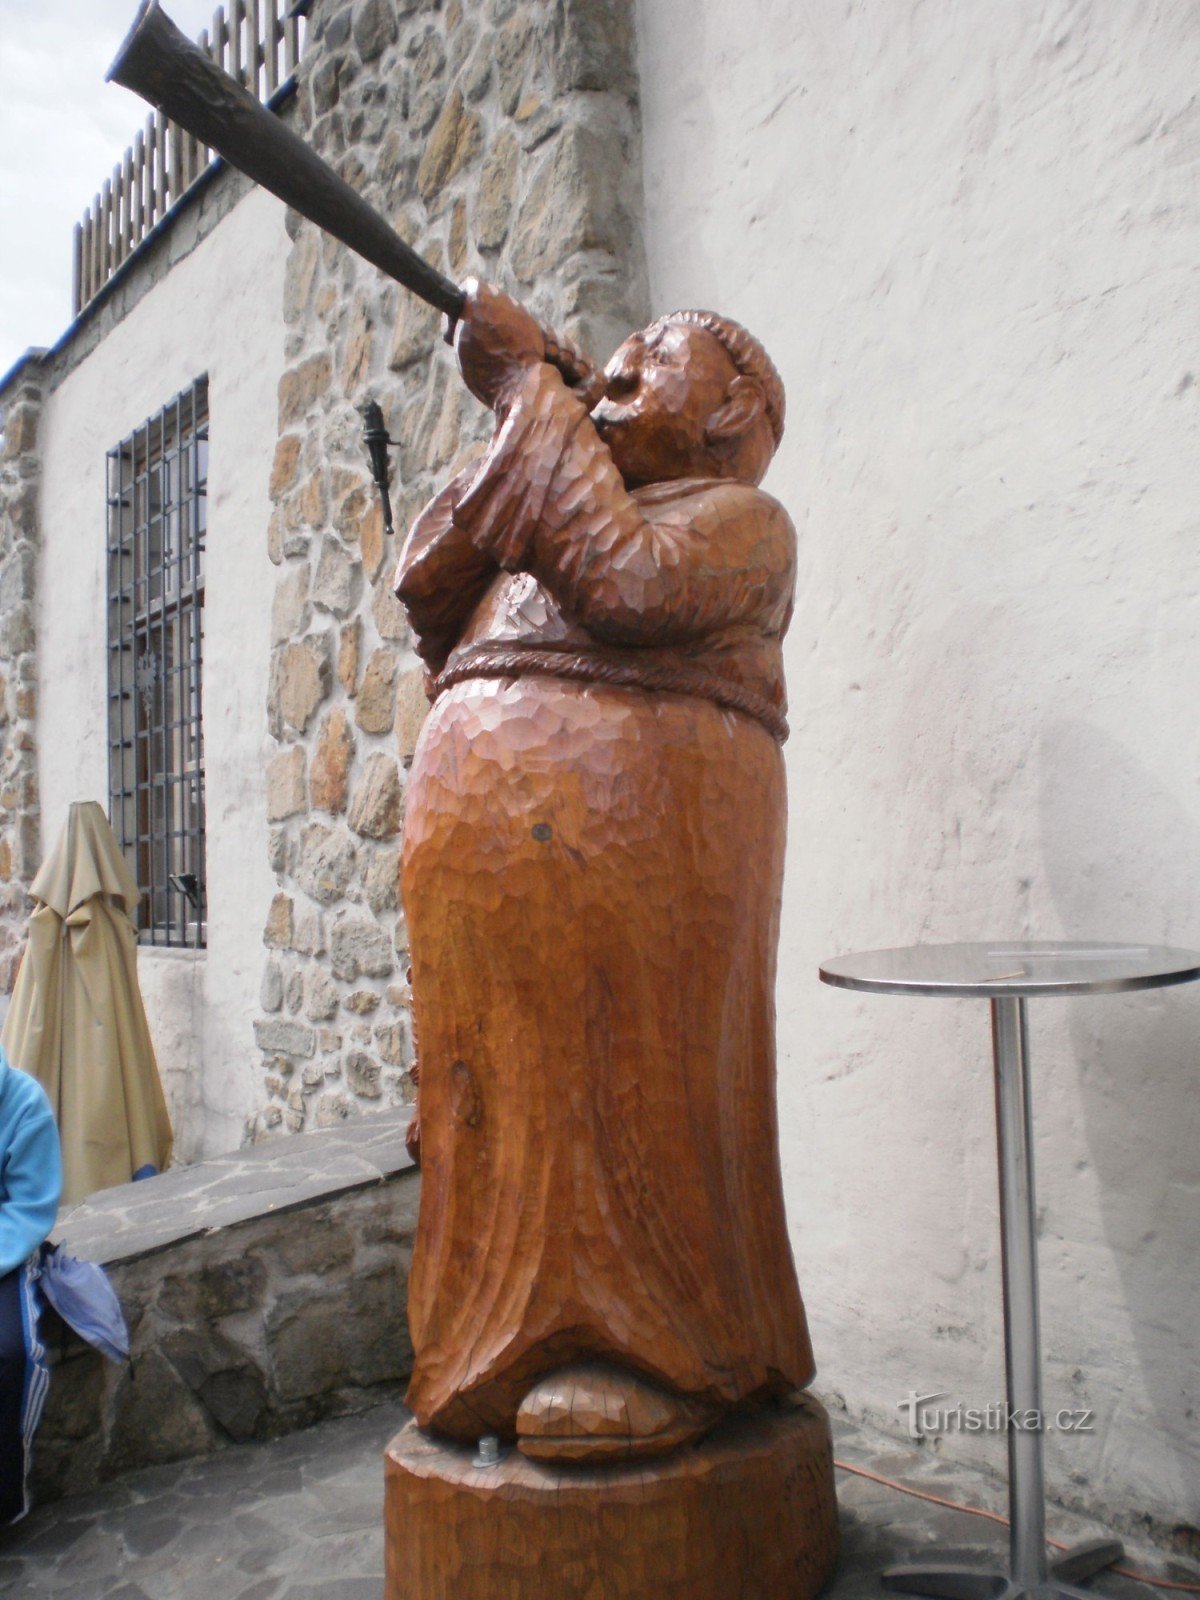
[0, 1042, 61, 1524]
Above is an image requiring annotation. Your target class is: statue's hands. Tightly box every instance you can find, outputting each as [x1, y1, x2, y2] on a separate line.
[542, 327, 606, 411]
[450, 279, 545, 411]
[448, 278, 605, 412]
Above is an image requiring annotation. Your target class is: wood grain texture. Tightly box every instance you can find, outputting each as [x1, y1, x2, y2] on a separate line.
[400, 675, 811, 1444]
[394, 282, 820, 1479]
[384, 1392, 839, 1600]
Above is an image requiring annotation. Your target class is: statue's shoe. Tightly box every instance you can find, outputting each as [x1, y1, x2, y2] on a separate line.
[516, 1361, 717, 1463]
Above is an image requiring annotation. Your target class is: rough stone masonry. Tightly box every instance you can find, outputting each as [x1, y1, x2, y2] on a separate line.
[0, 360, 44, 995]
[249, 0, 649, 1139]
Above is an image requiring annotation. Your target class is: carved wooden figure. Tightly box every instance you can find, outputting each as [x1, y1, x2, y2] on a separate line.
[97, 16, 834, 1589]
[387, 280, 838, 1600]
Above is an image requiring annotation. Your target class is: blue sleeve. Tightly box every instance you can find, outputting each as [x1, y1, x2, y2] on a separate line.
[0, 1080, 62, 1276]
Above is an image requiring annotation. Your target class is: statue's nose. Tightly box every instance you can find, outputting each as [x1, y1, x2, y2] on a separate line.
[605, 366, 639, 400]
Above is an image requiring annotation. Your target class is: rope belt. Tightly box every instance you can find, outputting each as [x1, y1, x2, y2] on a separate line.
[435, 644, 789, 744]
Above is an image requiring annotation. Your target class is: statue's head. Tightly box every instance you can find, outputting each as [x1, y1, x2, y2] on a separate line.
[593, 310, 784, 489]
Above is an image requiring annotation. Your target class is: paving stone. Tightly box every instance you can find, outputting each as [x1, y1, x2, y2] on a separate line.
[235, 1580, 284, 1600]
[7, 1512, 92, 1556]
[234, 1535, 292, 1577]
[121, 1515, 183, 1556]
[243, 1462, 306, 1500]
[307, 1502, 379, 1536]
[281, 1583, 382, 1599]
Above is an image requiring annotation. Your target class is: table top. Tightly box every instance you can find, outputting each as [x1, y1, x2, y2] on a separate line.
[819, 941, 1200, 999]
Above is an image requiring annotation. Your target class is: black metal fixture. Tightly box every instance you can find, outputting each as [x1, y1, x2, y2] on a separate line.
[362, 398, 398, 539]
[168, 872, 202, 911]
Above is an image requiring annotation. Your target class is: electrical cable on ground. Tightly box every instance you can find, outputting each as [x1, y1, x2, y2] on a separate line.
[833, 1460, 1200, 1593]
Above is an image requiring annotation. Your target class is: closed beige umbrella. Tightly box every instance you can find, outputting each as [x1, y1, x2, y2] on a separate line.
[2, 801, 172, 1207]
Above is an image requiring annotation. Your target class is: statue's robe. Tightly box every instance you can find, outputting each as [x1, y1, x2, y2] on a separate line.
[394, 361, 814, 1441]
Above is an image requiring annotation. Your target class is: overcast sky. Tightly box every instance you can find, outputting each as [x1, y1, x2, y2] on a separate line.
[0, 0, 220, 379]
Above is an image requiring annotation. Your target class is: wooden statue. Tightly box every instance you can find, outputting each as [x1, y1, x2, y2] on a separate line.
[101, 18, 835, 1594]
[386, 281, 839, 1599]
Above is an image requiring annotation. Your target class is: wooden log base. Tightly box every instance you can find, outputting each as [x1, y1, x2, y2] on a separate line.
[384, 1390, 840, 1600]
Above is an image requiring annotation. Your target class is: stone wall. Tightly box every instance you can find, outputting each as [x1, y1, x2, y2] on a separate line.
[250, 0, 648, 1138]
[0, 359, 45, 994]
[38, 1107, 417, 1498]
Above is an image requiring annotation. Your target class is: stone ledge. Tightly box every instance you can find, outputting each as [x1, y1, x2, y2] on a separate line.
[36, 1108, 419, 1501]
[53, 1104, 415, 1263]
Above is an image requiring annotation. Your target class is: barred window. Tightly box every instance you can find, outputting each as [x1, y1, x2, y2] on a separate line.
[106, 378, 208, 947]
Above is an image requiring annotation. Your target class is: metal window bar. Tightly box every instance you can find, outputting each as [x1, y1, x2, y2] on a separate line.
[106, 378, 208, 947]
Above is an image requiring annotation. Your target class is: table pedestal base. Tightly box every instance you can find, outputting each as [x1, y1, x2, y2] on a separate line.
[884, 1535, 1124, 1600]
[384, 1391, 839, 1600]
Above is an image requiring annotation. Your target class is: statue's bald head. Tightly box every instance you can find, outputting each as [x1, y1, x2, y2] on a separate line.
[651, 311, 785, 446]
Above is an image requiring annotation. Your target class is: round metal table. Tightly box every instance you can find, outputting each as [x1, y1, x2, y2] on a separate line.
[819, 941, 1200, 1600]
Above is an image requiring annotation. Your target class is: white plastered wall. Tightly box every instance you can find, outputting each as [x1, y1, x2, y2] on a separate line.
[36, 185, 289, 1158]
[636, 0, 1199, 1526]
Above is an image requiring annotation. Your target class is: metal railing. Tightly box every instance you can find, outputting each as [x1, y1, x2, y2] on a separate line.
[73, 1, 304, 316]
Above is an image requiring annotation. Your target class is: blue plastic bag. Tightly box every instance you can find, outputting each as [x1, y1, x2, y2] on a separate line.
[36, 1245, 129, 1364]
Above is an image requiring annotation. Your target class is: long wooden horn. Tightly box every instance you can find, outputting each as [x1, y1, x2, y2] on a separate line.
[107, 0, 465, 320]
